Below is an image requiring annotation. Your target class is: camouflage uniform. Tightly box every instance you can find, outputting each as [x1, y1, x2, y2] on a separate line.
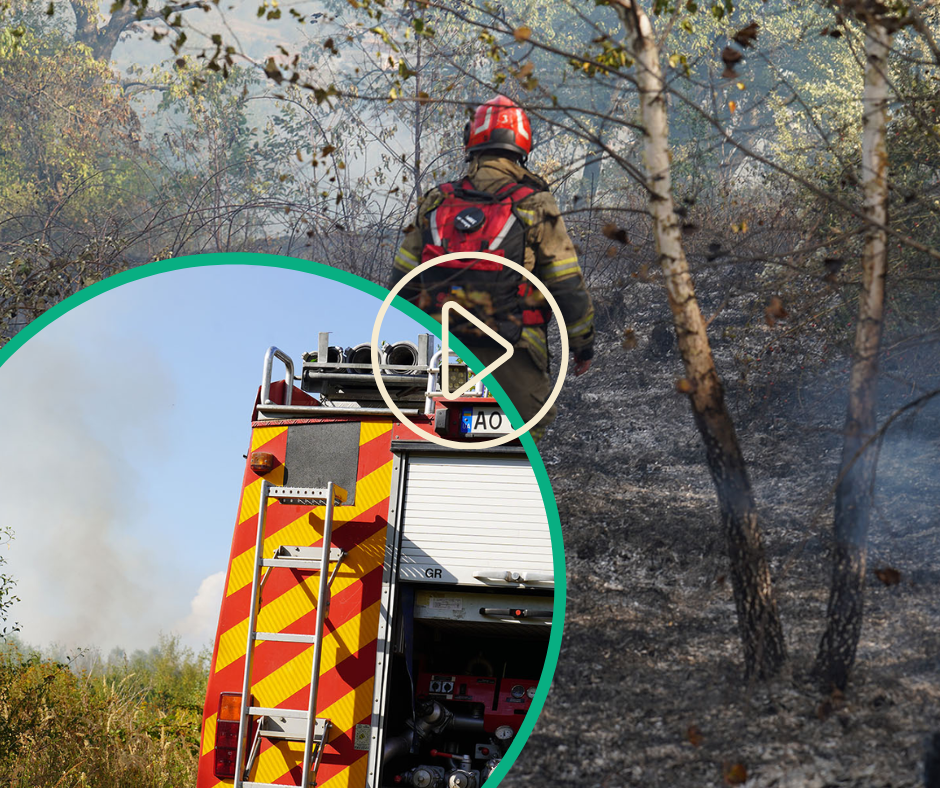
[391, 153, 595, 441]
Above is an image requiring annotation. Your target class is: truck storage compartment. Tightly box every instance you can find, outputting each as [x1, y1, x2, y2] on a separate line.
[378, 586, 552, 788]
[398, 455, 553, 587]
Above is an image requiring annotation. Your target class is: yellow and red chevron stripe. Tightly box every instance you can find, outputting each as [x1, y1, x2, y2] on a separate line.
[197, 418, 394, 788]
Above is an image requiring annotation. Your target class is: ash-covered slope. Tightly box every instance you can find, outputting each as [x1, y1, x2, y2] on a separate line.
[505, 280, 940, 788]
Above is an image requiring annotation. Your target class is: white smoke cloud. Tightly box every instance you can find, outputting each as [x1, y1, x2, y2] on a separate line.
[174, 571, 225, 649]
[0, 336, 177, 653]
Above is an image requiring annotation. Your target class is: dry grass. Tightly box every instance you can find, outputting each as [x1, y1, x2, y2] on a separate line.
[0, 636, 205, 788]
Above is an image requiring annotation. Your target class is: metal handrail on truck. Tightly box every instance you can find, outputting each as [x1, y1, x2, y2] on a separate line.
[260, 346, 294, 407]
[256, 334, 495, 420]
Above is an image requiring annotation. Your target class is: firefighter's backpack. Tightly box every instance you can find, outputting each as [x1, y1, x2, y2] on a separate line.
[419, 178, 548, 345]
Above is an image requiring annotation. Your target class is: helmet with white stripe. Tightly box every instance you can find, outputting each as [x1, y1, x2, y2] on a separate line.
[463, 96, 532, 160]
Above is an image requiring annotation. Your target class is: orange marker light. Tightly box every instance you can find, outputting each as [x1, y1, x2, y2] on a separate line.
[249, 451, 277, 475]
[218, 692, 242, 721]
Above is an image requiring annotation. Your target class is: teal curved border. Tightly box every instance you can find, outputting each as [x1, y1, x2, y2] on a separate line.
[0, 252, 565, 786]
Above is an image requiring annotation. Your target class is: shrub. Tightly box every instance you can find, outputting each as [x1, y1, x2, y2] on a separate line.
[0, 635, 207, 787]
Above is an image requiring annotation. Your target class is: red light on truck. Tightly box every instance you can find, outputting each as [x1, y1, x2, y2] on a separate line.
[214, 747, 237, 778]
[216, 719, 239, 749]
[249, 451, 277, 475]
[213, 692, 242, 779]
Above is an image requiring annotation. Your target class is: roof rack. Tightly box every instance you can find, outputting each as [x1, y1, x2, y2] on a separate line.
[255, 334, 493, 422]
[300, 332, 433, 409]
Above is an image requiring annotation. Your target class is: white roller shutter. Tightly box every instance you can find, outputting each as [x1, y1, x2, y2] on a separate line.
[399, 454, 553, 586]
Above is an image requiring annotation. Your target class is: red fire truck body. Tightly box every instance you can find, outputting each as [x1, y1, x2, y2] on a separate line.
[196, 335, 554, 788]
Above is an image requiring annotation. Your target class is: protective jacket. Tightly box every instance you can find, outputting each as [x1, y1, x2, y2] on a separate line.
[391, 154, 594, 371]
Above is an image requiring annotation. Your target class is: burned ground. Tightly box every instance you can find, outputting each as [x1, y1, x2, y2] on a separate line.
[504, 276, 940, 788]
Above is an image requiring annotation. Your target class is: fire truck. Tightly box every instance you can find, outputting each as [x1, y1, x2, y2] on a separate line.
[196, 333, 558, 788]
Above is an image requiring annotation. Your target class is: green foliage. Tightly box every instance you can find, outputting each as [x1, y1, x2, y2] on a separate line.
[0, 22, 156, 339]
[0, 525, 17, 640]
[0, 27, 143, 235]
[152, 60, 268, 212]
[0, 239, 129, 346]
[0, 635, 207, 787]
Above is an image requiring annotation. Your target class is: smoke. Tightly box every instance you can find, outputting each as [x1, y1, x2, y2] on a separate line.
[871, 426, 940, 572]
[174, 571, 225, 648]
[0, 337, 177, 653]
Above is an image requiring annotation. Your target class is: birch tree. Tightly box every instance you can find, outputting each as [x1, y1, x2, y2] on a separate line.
[611, 0, 787, 679]
[814, 1, 895, 692]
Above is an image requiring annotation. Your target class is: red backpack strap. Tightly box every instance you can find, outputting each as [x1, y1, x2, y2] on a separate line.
[497, 173, 546, 199]
[509, 185, 537, 204]
[492, 181, 536, 202]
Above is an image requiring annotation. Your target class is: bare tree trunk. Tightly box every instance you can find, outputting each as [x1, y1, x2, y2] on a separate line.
[413, 20, 424, 199]
[70, 0, 205, 62]
[613, 0, 786, 678]
[815, 21, 891, 692]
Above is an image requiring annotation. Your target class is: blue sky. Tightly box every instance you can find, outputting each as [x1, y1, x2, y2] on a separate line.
[0, 262, 425, 656]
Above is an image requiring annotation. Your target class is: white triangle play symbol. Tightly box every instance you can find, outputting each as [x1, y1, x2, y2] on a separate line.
[440, 301, 514, 400]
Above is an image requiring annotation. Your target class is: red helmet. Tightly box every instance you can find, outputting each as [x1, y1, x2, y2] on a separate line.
[463, 96, 532, 159]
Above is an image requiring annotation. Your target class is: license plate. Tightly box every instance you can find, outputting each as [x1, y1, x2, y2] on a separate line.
[460, 407, 511, 436]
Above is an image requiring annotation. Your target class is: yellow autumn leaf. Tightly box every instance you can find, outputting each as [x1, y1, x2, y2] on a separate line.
[724, 762, 747, 785]
[513, 26, 532, 41]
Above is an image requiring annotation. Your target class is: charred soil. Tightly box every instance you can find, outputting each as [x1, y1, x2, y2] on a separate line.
[504, 282, 940, 788]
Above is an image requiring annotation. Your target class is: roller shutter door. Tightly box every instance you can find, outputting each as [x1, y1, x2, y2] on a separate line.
[398, 454, 553, 586]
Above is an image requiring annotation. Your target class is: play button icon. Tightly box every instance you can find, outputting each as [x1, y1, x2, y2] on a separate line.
[370, 250, 569, 449]
[439, 301, 514, 400]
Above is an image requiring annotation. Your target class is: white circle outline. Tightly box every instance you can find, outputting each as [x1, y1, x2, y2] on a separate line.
[371, 252, 569, 449]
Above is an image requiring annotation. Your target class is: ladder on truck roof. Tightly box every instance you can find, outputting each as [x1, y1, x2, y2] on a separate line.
[234, 480, 348, 788]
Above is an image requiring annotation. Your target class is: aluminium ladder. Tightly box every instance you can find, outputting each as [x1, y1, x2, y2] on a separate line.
[233, 480, 348, 788]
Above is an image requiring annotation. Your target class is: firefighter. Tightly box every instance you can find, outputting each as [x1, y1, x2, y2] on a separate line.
[390, 95, 594, 442]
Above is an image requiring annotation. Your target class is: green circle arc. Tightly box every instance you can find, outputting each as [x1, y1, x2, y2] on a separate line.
[0, 252, 566, 788]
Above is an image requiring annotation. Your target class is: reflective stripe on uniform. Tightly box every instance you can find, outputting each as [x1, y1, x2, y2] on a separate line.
[487, 214, 517, 250]
[521, 326, 548, 365]
[567, 309, 594, 338]
[516, 207, 537, 226]
[394, 246, 419, 272]
[540, 256, 581, 282]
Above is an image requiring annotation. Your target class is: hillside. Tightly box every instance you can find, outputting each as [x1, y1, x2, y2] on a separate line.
[503, 278, 940, 788]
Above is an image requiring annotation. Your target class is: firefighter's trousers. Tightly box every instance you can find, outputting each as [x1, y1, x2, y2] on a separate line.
[469, 343, 557, 444]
